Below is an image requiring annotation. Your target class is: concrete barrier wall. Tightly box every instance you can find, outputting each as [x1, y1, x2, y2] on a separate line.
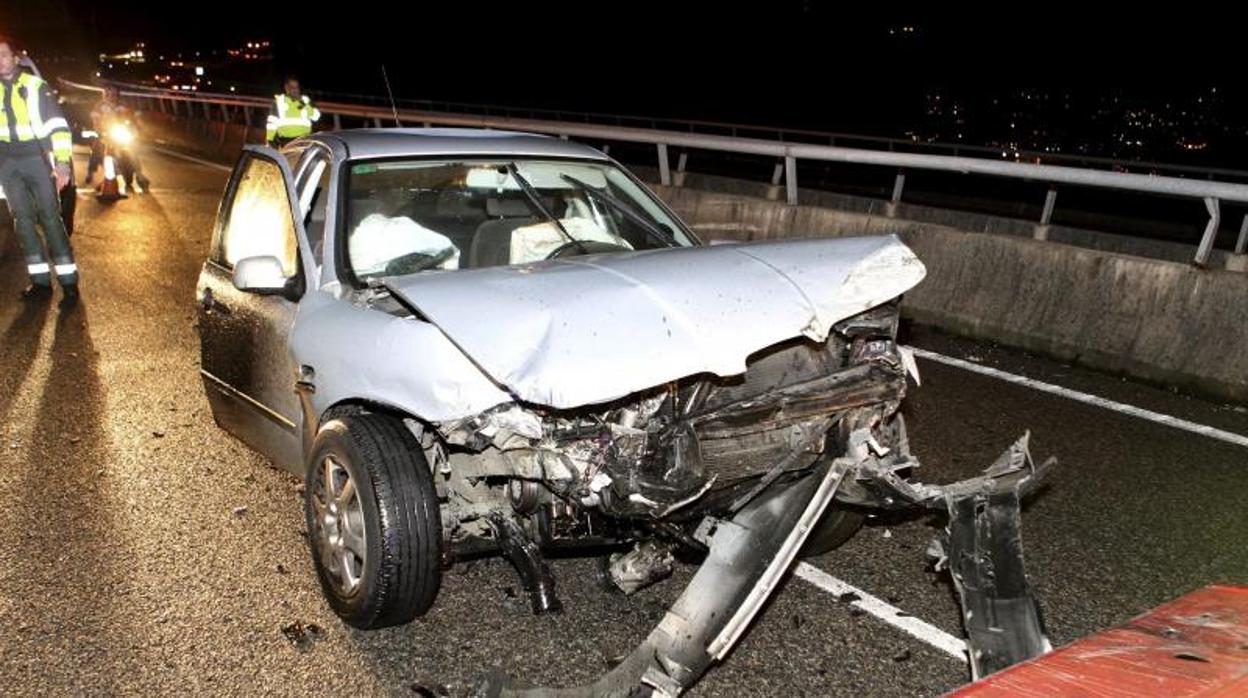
[141, 112, 260, 165]
[653, 185, 1248, 403]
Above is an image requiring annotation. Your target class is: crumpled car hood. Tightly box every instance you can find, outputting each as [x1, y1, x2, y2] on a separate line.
[384, 235, 926, 409]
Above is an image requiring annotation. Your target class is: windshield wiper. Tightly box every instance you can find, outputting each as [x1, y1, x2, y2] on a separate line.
[559, 174, 677, 247]
[506, 163, 581, 250]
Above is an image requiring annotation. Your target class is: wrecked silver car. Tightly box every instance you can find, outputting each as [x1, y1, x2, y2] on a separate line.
[196, 129, 1053, 695]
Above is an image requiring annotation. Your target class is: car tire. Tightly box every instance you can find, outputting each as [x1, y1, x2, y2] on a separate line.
[304, 414, 442, 629]
[800, 506, 865, 557]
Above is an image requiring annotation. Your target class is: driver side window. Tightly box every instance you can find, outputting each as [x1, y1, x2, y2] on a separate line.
[216, 156, 299, 277]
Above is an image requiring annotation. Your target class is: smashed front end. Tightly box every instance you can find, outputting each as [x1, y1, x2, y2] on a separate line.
[427, 300, 1053, 696]
[433, 300, 912, 557]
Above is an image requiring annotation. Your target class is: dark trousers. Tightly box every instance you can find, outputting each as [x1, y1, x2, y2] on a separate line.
[0, 154, 78, 287]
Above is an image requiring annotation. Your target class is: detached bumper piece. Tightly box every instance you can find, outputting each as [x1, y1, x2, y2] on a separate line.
[926, 433, 1057, 679]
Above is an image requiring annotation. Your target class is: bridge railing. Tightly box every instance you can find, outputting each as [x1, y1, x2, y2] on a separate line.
[61, 79, 1248, 267]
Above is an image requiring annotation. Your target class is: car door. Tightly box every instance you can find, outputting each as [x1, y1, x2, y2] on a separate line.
[196, 146, 317, 472]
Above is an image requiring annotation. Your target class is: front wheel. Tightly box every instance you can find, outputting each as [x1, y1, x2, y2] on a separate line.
[305, 414, 443, 629]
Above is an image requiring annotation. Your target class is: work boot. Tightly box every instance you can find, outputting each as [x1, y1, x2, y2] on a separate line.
[21, 285, 52, 302]
[60, 284, 80, 308]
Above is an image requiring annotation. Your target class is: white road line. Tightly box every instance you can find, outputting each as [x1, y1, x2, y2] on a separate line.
[906, 346, 1248, 450]
[794, 562, 969, 662]
[146, 145, 233, 172]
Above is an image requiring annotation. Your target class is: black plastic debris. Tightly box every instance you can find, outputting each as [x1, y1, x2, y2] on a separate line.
[281, 621, 325, 650]
[276, 564, 287, 575]
[838, 591, 861, 604]
[892, 649, 912, 662]
[409, 679, 451, 697]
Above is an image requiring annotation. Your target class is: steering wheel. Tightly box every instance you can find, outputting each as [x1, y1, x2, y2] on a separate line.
[545, 240, 633, 260]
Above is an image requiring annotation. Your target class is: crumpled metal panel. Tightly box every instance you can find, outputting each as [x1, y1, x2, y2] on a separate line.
[385, 235, 926, 410]
[292, 295, 513, 423]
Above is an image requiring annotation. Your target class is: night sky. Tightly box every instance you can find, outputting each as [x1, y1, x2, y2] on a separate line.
[5, 2, 1246, 160]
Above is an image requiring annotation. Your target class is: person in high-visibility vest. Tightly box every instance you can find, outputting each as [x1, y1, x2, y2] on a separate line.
[0, 35, 78, 303]
[266, 76, 320, 148]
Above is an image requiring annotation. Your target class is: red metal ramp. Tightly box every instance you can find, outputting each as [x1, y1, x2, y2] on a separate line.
[948, 584, 1248, 697]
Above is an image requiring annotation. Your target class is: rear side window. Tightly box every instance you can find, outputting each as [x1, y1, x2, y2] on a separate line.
[214, 156, 299, 276]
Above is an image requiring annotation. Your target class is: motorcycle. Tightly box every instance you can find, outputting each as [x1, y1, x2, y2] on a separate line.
[88, 119, 149, 202]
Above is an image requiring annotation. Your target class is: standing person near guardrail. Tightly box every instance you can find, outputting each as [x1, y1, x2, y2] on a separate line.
[0, 34, 79, 305]
[266, 76, 320, 148]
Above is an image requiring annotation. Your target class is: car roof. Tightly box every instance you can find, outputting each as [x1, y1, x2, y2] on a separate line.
[308, 128, 611, 161]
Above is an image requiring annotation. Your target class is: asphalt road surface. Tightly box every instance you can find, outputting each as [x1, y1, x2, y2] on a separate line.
[2, 146, 1246, 696]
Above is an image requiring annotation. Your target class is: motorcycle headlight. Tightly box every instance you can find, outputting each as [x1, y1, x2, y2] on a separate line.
[109, 124, 135, 146]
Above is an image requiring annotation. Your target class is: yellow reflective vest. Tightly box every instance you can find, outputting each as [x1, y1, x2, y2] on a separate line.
[0, 72, 72, 163]
[266, 93, 320, 143]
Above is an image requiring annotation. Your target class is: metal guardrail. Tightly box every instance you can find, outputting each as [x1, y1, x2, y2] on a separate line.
[62, 80, 1248, 266]
[110, 77, 1248, 183]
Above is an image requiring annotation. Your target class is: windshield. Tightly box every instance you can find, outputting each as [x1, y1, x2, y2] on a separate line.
[344, 158, 696, 281]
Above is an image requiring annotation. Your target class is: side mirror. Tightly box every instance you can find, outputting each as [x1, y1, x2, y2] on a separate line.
[233, 256, 296, 298]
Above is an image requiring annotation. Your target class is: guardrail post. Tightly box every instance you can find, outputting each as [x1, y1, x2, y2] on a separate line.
[1040, 186, 1058, 225]
[1034, 186, 1059, 240]
[373, 117, 384, 128]
[1237, 214, 1248, 255]
[1195, 197, 1220, 268]
[657, 143, 671, 186]
[767, 162, 785, 201]
[886, 171, 905, 217]
[333, 113, 342, 131]
[785, 156, 798, 205]
[891, 172, 906, 202]
[602, 144, 611, 155]
[675, 152, 688, 187]
[218, 105, 231, 146]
